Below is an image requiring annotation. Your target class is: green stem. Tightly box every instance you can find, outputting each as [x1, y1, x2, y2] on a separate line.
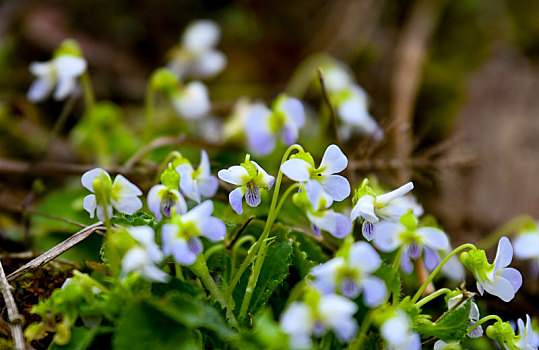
[204, 243, 225, 260]
[319, 332, 333, 350]
[236, 144, 304, 319]
[415, 288, 452, 308]
[174, 262, 184, 281]
[189, 255, 238, 328]
[467, 315, 503, 335]
[231, 235, 256, 272]
[392, 247, 403, 305]
[411, 243, 476, 303]
[477, 215, 536, 250]
[80, 71, 95, 111]
[144, 82, 156, 142]
[346, 310, 374, 350]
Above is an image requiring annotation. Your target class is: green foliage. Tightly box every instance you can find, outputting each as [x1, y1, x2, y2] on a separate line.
[289, 231, 328, 278]
[415, 299, 472, 342]
[374, 264, 401, 303]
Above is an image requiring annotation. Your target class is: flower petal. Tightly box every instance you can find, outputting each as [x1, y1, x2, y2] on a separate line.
[245, 186, 261, 207]
[112, 175, 143, 215]
[27, 77, 54, 103]
[308, 210, 352, 239]
[229, 187, 245, 214]
[373, 221, 403, 252]
[376, 182, 414, 206]
[401, 248, 413, 274]
[423, 246, 440, 271]
[245, 104, 275, 155]
[161, 224, 178, 256]
[81, 168, 110, 192]
[187, 236, 204, 255]
[182, 20, 221, 53]
[282, 97, 305, 129]
[83, 194, 97, 218]
[499, 267, 522, 294]
[349, 242, 381, 273]
[172, 240, 198, 265]
[280, 158, 312, 182]
[252, 161, 275, 189]
[350, 195, 378, 222]
[362, 221, 375, 241]
[53, 77, 77, 100]
[218, 166, 249, 185]
[513, 233, 539, 259]
[417, 227, 449, 251]
[493, 236, 513, 274]
[321, 175, 350, 201]
[147, 185, 166, 221]
[96, 204, 113, 222]
[198, 175, 218, 198]
[319, 144, 348, 175]
[127, 226, 155, 246]
[54, 55, 87, 77]
[193, 49, 226, 78]
[362, 276, 387, 307]
[197, 150, 212, 177]
[482, 275, 516, 302]
[177, 164, 200, 202]
[201, 217, 226, 242]
[183, 200, 213, 228]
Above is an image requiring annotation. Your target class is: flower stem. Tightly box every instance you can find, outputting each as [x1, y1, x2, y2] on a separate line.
[189, 255, 238, 328]
[231, 235, 256, 272]
[477, 215, 536, 250]
[411, 243, 476, 303]
[236, 144, 304, 319]
[144, 81, 156, 142]
[392, 247, 402, 305]
[346, 310, 374, 350]
[80, 71, 95, 111]
[467, 315, 503, 335]
[415, 288, 452, 308]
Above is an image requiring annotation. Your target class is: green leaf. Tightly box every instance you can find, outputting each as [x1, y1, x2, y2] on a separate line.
[111, 212, 156, 227]
[50, 327, 111, 350]
[113, 301, 201, 350]
[289, 231, 328, 278]
[374, 264, 401, 303]
[415, 299, 472, 342]
[249, 242, 293, 314]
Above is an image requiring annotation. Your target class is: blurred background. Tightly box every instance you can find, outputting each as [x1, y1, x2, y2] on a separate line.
[0, 0, 538, 324]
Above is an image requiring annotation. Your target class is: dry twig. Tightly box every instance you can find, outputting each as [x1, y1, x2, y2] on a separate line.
[7, 222, 105, 282]
[0, 259, 26, 350]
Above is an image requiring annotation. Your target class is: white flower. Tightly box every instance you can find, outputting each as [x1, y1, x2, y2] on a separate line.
[167, 19, 226, 79]
[176, 150, 218, 202]
[147, 185, 187, 221]
[81, 168, 142, 221]
[303, 180, 352, 238]
[27, 55, 87, 103]
[281, 144, 350, 202]
[161, 201, 226, 265]
[433, 340, 462, 350]
[223, 97, 253, 141]
[514, 315, 539, 350]
[350, 182, 414, 240]
[245, 95, 305, 156]
[336, 85, 383, 141]
[447, 294, 483, 338]
[373, 218, 449, 273]
[121, 226, 169, 283]
[474, 237, 522, 302]
[381, 311, 421, 350]
[311, 241, 387, 306]
[514, 227, 539, 274]
[218, 156, 275, 214]
[280, 292, 358, 348]
[171, 81, 211, 119]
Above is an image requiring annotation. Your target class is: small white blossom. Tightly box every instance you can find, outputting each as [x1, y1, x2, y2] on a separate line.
[81, 168, 142, 221]
[147, 185, 187, 221]
[171, 81, 211, 119]
[176, 150, 218, 202]
[27, 55, 87, 103]
[514, 315, 539, 350]
[381, 311, 421, 350]
[513, 227, 539, 275]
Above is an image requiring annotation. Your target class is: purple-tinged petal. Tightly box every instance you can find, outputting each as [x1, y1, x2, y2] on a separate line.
[177, 164, 201, 202]
[172, 240, 198, 265]
[349, 242, 381, 273]
[476, 280, 484, 296]
[362, 276, 387, 307]
[423, 246, 440, 271]
[408, 242, 421, 259]
[198, 175, 218, 198]
[281, 123, 297, 145]
[307, 210, 352, 238]
[282, 97, 305, 129]
[499, 267, 522, 294]
[401, 248, 413, 274]
[280, 159, 312, 182]
[493, 236, 513, 275]
[229, 187, 245, 214]
[245, 186, 261, 207]
[362, 221, 375, 241]
[27, 77, 55, 102]
[341, 278, 361, 299]
[513, 233, 539, 259]
[321, 175, 350, 201]
[187, 236, 203, 255]
[148, 185, 165, 221]
[319, 144, 348, 175]
[373, 221, 403, 252]
[201, 217, 226, 242]
[313, 321, 326, 337]
[468, 322, 483, 338]
[417, 227, 449, 251]
[246, 104, 275, 155]
[312, 225, 321, 236]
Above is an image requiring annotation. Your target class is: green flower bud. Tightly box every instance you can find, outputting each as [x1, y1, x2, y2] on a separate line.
[400, 211, 418, 231]
[486, 321, 516, 349]
[460, 249, 490, 282]
[54, 39, 83, 58]
[150, 68, 179, 97]
[161, 163, 181, 190]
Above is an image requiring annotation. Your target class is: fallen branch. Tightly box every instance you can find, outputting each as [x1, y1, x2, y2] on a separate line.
[7, 222, 105, 282]
[0, 259, 26, 350]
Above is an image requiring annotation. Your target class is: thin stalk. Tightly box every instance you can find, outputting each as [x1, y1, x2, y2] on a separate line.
[237, 145, 304, 318]
[231, 235, 256, 272]
[80, 71, 95, 111]
[477, 215, 536, 250]
[411, 243, 476, 303]
[415, 288, 452, 308]
[467, 315, 503, 335]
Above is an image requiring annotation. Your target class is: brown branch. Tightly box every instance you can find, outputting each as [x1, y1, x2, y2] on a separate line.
[349, 154, 475, 171]
[121, 135, 186, 173]
[0, 203, 87, 228]
[0, 259, 26, 350]
[7, 222, 105, 282]
[390, 0, 448, 183]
